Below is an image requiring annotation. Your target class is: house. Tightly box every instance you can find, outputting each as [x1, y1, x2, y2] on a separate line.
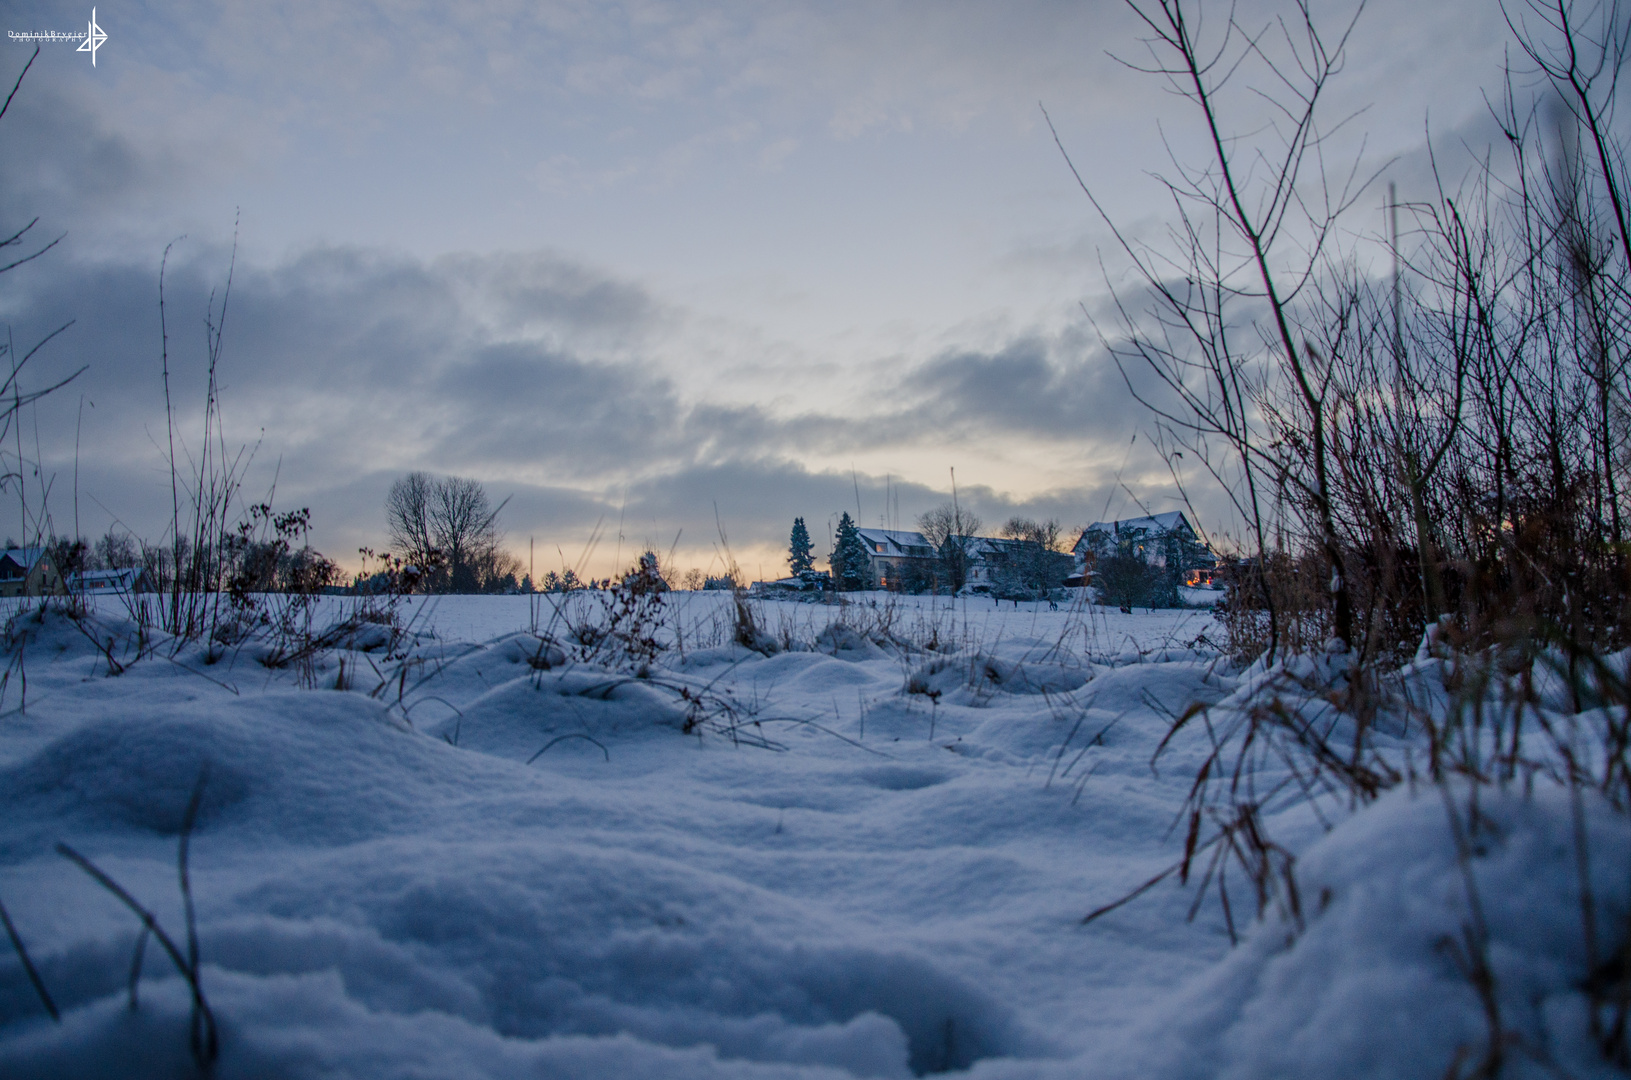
[973, 536, 1076, 597]
[853, 528, 938, 590]
[68, 567, 156, 595]
[850, 529, 1072, 596]
[0, 548, 65, 597]
[1072, 512, 1216, 585]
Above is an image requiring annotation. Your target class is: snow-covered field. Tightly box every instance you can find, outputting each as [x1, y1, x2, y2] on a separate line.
[0, 591, 1623, 1078]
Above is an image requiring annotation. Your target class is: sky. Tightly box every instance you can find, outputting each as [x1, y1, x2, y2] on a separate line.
[0, 0, 1524, 579]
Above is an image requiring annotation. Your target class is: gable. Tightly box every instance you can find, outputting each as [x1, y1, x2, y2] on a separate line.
[0, 548, 44, 579]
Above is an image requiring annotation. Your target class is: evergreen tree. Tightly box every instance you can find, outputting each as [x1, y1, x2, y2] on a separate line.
[830, 513, 869, 591]
[788, 517, 814, 575]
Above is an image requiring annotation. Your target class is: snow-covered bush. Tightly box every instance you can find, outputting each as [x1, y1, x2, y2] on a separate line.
[1090, 622, 1631, 1072]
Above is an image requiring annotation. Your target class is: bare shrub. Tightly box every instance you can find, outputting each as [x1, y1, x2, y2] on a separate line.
[1070, 3, 1631, 1069]
[1214, 552, 1334, 664]
[547, 554, 671, 674]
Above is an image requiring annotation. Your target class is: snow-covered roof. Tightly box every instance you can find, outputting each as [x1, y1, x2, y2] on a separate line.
[0, 547, 48, 575]
[963, 536, 1010, 557]
[853, 530, 1051, 561]
[1075, 512, 1193, 551]
[69, 567, 148, 591]
[752, 575, 813, 592]
[1082, 511, 1191, 536]
[854, 528, 935, 557]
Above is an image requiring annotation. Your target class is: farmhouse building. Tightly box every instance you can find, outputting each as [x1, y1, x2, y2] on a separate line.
[850, 528, 1072, 595]
[853, 528, 938, 590]
[1072, 512, 1217, 586]
[0, 548, 65, 597]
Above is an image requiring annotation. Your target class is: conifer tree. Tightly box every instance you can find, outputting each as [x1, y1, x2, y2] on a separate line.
[831, 513, 869, 591]
[788, 517, 814, 575]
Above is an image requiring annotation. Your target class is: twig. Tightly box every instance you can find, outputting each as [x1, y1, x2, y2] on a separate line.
[527, 733, 610, 763]
[0, 891, 58, 1021]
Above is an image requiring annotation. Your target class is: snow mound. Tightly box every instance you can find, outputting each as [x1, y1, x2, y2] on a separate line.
[904, 653, 1091, 707]
[2, 835, 1032, 1078]
[814, 624, 894, 662]
[1099, 783, 1631, 1080]
[421, 666, 691, 760]
[3, 596, 1625, 1079]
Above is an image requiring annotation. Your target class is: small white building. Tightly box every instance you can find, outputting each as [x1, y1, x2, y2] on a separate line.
[69, 567, 156, 595]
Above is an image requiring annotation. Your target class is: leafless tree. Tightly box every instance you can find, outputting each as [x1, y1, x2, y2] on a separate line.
[431, 475, 507, 593]
[1000, 516, 1064, 552]
[1060, 0, 1631, 665]
[0, 48, 84, 544]
[386, 472, 512, 592]
[385, 472, 435, 567]
[918, 502, 983, 592]
[94, 529, 138, 569]
[1052, 0, 1379, 652]
[993, 517, 1072, 598]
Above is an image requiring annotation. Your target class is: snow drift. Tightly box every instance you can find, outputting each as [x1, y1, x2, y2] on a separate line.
[0, 594, 1621, 1078]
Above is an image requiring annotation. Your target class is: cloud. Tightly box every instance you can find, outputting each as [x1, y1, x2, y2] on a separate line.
[0, 240, 676, 474]
[0, 234, 1163, 571]
[0, 61, 178, 250]
[902, 331, 1140, 439]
